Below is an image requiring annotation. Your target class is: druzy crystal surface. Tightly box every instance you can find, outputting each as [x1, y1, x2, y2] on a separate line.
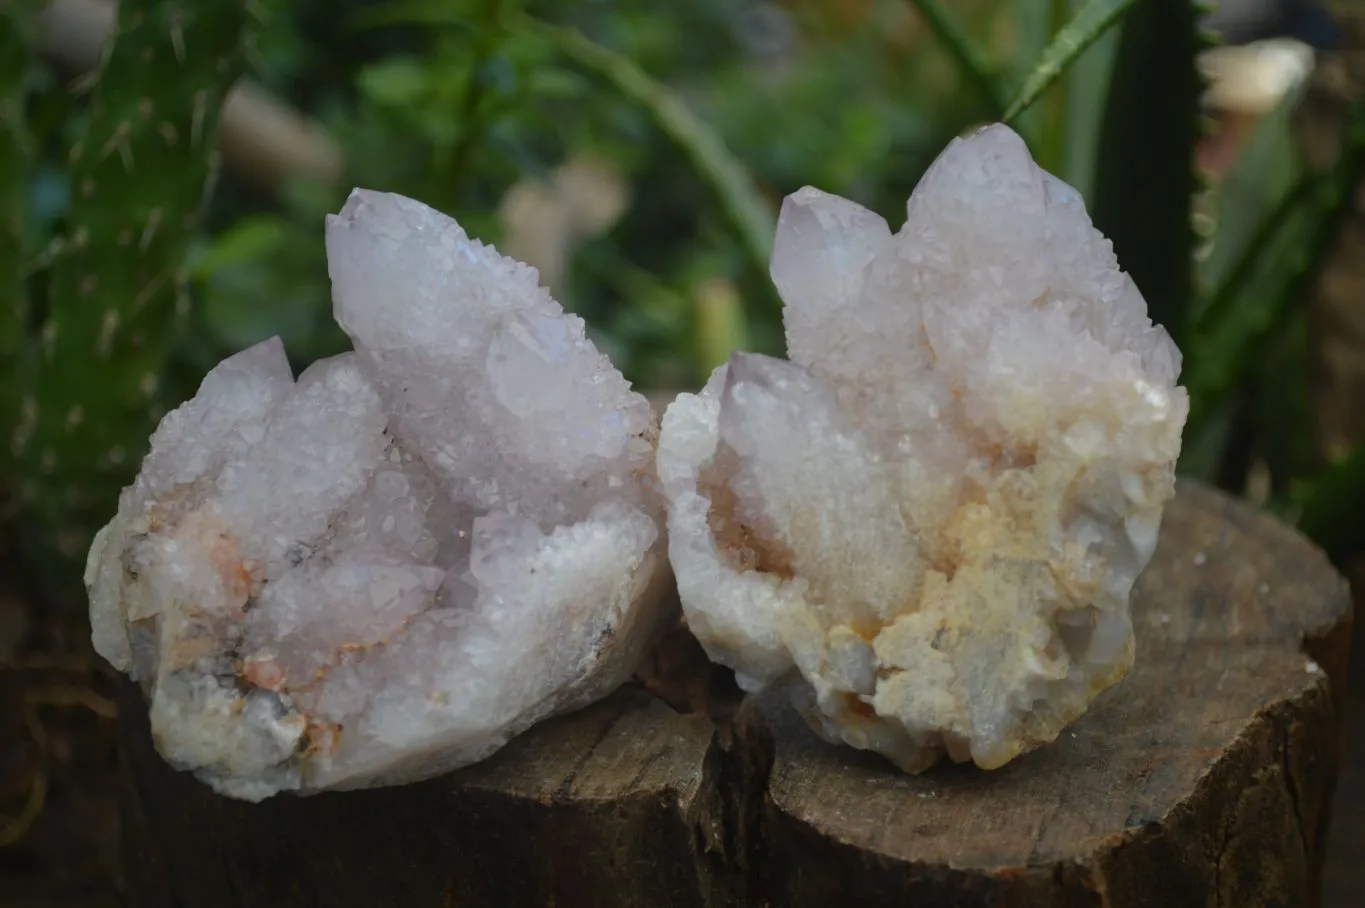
[657, 124, 1188, 772]
[86, 190, 669, 800]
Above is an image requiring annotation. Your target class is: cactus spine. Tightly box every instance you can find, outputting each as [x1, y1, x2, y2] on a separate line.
[9, 0, 249, 590]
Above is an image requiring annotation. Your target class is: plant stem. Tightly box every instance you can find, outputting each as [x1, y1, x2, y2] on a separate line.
[905, 0, 1006, 119]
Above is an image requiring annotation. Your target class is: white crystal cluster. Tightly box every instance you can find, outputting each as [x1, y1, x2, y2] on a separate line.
[657, 124, 1188, 772]
[86, 190, 670, 801]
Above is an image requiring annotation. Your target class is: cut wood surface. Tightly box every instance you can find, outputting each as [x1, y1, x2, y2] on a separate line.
[117, 481, 1352, 908]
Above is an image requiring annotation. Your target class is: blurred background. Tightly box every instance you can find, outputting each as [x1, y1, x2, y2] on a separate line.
[1, 0, 1362, 904]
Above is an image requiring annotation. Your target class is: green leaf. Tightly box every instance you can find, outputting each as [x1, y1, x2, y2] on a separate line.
[1009, 0, 1069, 174]
[1296, 442, 1365, 559]
[1006, 0, 1123, 195]
[1060, 1, 1124, 200]
[1195, 85, 1306, 317]
[524, 18, 776, 297]
[905, 0, 1006, 119]
[1183, 195, 1311, 433]
[526, 66, 587, 100]
[1003, 0, 1139, 124]
[694, 277, 749, 373]
[1186, 100, 1365, 438]
[188, 215, 290, 278]
[1091, 0, 1206, 337]
[1193, 169, 1312, 336]
[1254, 311, 1315, 497]
[189, 214, 345, 372]
[356, 57, 430, 108]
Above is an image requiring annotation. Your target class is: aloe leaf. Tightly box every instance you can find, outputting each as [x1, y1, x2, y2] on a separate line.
[1195, 84, 1306, 319]
[1002, 0, 1140, 124]
[1194, 168, 1313, 335]
[1186, 99, 1365, 437]
[1091, 0, 1207, 338]
[1060, 2, 1124, 200]
[1010, 0, 1070, 176]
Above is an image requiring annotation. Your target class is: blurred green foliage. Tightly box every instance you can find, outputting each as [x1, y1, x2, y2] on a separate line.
[2, 0, 1364, 602]
[0, 1, 36, 364]
[3, 0, 248, 597]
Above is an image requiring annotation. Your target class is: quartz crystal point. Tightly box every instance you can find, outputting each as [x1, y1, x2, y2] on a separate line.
[86, 189, 670, 801]
[657, 124, 1188, 773]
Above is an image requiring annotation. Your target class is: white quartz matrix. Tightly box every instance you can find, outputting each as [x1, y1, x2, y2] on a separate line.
[657, 124, 1188, 772]
[86, 189, 670, 801]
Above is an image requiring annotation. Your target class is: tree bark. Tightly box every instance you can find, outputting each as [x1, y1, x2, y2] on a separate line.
[116, 482, 1353, 908]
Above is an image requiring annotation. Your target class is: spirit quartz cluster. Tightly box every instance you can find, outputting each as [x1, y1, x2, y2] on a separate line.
[657, 124, 1187, 772]
[86, 190, 670, 800]
[87, 123, 1187, 798]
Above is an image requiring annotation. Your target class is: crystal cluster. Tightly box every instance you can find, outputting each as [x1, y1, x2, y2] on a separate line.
[656, 124, 1188, 772]
[86, 190, 670, 801]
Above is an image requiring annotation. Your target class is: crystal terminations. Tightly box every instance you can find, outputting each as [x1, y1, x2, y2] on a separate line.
[87, 190, 671, 800]
[657, 124, 1188, 772]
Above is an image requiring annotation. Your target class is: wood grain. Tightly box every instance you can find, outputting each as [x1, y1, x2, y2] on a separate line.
[117, 481, 1353, 907]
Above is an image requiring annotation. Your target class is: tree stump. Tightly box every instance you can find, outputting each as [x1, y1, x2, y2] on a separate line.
[116, 482, 1352, 907]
